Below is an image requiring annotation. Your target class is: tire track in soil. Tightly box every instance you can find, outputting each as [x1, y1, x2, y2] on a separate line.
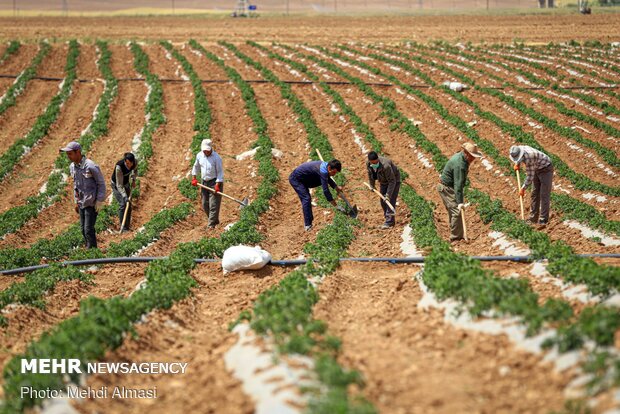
[0, 46, 103, 217]
[0, 262, 149, 399]
[75, 263, 288, 414]
[316, 47, 615, 255]
[136, 43, 259, 256]
[313, 262, 570, 414]
[0, 43, 38, 96]
[205, 43, 333, 256]
[404, 46, 620, 168]
[0, 46, 146, 249]
[0, 43, 67, 155]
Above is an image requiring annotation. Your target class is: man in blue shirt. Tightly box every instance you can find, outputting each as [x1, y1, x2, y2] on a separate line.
[289, 159, 342, 231]
[60, 141, 107, 249]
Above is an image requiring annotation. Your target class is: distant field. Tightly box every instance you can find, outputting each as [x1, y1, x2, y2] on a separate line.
[0, 0, 610, 16]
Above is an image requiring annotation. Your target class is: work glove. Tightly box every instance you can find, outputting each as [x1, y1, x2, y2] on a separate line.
[513, 163, 520, 171]
[457, 203, 465, 212]
[191, 178, 198, 187]
[215, 183, 221, 193]
[122, 195, 129, 205]
[519, 187, 526, 198]
[95, 200, 104, 213]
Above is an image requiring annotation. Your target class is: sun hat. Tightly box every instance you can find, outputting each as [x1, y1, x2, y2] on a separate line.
[509, 145, 524, 163]
[462, 142, 482, 158]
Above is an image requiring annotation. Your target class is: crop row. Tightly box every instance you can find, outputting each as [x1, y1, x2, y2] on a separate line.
[371, 43, 620, 235]
[0, 41, 79, 183]
[266, 42, 619, 400]
[0, 41, 20, 66]
[160, 41, 212, 200]
[220, 42, 374, 412]
[0, 43, 196, 324]
[0, 42, 49, 117]
[315, 45, 619, 296]
[0, 41, 116, 242]
[276, 43, 620, 395]
[418, 42, 620, 172]
[498, 44, 620, 115]
[1, 40, 282, 413]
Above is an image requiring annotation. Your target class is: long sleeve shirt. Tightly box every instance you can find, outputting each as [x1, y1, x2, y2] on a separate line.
[367, 156, 401, 196]
[112, 160, 138, 198]
[519, 146, 552, 189]
[70, 156, 107, 208]
[289, 161, 337, 202]
[191, 151, 224, 183]
[440, 151, 470, 204]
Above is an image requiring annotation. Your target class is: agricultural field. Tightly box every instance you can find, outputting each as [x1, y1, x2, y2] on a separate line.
[0, 14, 618, 414]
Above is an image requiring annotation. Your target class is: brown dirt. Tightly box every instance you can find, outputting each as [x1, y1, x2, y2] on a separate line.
[314, 261, 572, 414]
[405, 45, 620, 180]
[0, 46, 102, 222]
[295, 44, 617, 255]
[0, 43, 38, 95]
[0, 45, 145, 248]
[0, 15, 619, 43]
[74, 260, 287, 413]
[0, 263, 148, 399]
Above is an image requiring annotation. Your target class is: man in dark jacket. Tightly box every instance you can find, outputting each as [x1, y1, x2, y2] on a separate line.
[111, 152, 137, 232]
[367, 151, 401, 229]
[289, 159, 342, 231]
[437, 142, 482, 242]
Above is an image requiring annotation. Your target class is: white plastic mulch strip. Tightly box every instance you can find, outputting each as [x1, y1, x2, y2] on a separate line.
[400, 224, 423, 258]
[416, 272, 619, 404]
[563, 220, 620, 247]
[225, 323, 315, 414]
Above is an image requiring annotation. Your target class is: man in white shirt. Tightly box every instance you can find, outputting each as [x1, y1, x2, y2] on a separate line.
[191, 139, 225, 228]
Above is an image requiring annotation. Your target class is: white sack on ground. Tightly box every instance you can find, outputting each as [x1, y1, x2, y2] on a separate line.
[222, 245, 272, 274]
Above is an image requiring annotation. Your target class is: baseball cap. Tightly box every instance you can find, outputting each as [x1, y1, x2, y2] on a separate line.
[59, 141, 82, 152]
[462, 142, 482, 158]
[201, 139, 212, 151]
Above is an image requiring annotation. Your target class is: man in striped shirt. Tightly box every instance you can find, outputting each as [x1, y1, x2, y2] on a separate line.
[510, 145, 554, 226]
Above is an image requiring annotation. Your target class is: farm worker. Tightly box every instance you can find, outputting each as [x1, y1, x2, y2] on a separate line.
[289, 159, 342, 231]
[366, 151, 401, 229]
[111, 152, 137, 232]
[510, 145, 554, 226]
[437, 142, 482, 242]
[191, 139, 224, 228]
[60, 141, 107, 249]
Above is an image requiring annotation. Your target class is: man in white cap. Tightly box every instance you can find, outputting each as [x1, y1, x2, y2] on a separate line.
[437, 142, 482, 242]
[191, 139, 224, 228]
[510, 145, 553, 226]
[60, 141, 107, 249]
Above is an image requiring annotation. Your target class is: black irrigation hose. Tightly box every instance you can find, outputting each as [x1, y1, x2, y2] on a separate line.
[0, 74, 617, 91]
[1, 253, 619, 276]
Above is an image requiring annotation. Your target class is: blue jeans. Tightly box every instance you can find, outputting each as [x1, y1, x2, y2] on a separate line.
[79, 206, 98, 249]
[289, 175, 313, 227]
